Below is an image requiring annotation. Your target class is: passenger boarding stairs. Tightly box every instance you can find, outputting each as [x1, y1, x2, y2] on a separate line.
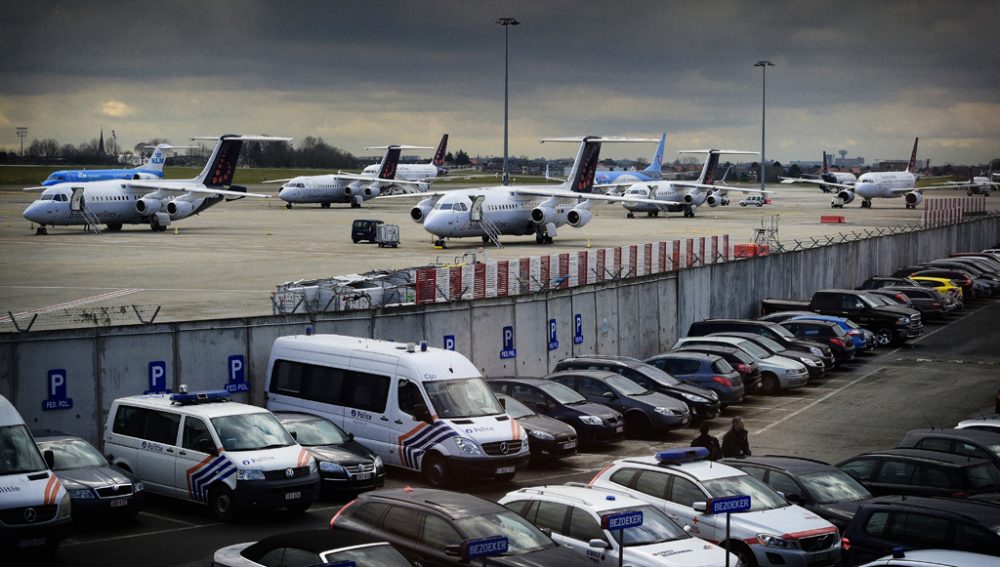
[70, 188, 103, 234]
[470, 195, 503, 248]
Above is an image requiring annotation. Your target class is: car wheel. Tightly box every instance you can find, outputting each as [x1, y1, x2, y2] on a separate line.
[422, 452, 450, 487]
[625, 412, 651, 439]
[875, 327, 894, 346]
[727, 542, 757, 567]
[209, 485, 238, 522]
[760, 373, 780, 395]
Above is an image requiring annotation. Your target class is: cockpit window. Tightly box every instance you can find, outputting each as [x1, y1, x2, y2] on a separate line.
[40, 194, 55, 200]
[454, 202, 468, 212]
[435, 203, 453, 210]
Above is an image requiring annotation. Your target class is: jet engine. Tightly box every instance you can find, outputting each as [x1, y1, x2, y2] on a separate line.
[363, 185, 381, 199]
[905, 191, 924, 207]
[166, 200, 195, 219]
[566, 206, 592, 228]
[836, 190, 856, 205]
[705, 193, 721, 207]
[132, 172, 159, 180]
[684, 190, 707, 207]
[530, 205, 557, 225]
[410, 197, 435, 224]
[135, 197, 163, 214]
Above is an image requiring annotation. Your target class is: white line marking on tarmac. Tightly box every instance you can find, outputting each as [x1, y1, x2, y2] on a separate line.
[61, 521, 224, 547]
[134, 511, 199, 526]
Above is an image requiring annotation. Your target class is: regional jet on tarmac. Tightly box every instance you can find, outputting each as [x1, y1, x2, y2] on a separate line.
[360, 134, 450, 181]
[273, 145, 430, 209]
[387, 136, 674, 248]
[23, 135, 288, 234]
[593, 132, 667, 184]
[40, 143, 196, 186]
[780, 151, 857, 193]
[619, 149, 765, 218]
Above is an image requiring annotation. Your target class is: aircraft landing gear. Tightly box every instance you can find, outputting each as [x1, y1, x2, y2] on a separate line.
[35, 226, 48, 235]
[434, 237, 446, 248]
[286, 203, 293, 209]
[350, 201, 361, 209]
[106, 223, 123, 232]
[647, 211, 658, 218]
[683, 206, 695, 218]
[905, 203, 916, 209]
[861, 200, 872, 209]
[626, 212, 635, 219]
[321, 202, 331, 209]
[535, 232, 554, 244]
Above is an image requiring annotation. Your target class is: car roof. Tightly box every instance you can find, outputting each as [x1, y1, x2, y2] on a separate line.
[31, 429, 84, 443]
[112, 393, 268, 418]
[242, 529, 385, 561]
[863, 495, 1000, 522]
[852, 447, 994, 466]
[724, 455, 835, 474]
[486, 376, 550, 386]
[505, 484, 652, 514]
[616, 454, 743, 481]
[903, 428, 1000, 444]
[545, 369, 621, 381]
[558, 355, 645, 369]
[650, 351, 721, 363]
[784, 319, 839, 328]
[359, 488, 504, 520]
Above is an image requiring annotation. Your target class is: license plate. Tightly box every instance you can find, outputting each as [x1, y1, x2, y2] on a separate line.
[561, 441, 577, 449]
[496, 466, 516, 474]
[813, 550, 832, 562]
[17, 538, 46, 548]
[615, 426, 624, 433]
[285, 491, 301, 501]
[354, 472, 373, 481]
[110, 498, 129, 508]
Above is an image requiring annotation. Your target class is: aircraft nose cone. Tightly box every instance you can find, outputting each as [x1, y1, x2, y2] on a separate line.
[22, 201, 45, 223]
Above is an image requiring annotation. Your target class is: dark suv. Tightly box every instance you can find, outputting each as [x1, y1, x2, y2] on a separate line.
[687, 318, 834, 367]
[543, 370, 690, 438]
[837, 448, 1000, 498]
[898, 428, 1000, 469]
[840, 496, 1000, 565]
[554, 356, 721, 420]
[486, 377, 625, 446]
[332, 488, 581, 566]
[645, 352, 746, 404]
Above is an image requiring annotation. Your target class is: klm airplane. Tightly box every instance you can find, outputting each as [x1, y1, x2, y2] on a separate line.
[41, 143, 192, 186]
[593, 132, 666, 184]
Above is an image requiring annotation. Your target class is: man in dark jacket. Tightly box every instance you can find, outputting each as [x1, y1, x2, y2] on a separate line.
[722, 416, 751, 458]
[690, 421, 723, 460]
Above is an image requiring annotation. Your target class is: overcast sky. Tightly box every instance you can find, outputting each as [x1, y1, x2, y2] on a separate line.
[2, 1, 998, 164]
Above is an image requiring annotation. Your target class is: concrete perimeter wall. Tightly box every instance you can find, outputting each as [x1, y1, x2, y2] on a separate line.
[2, 217, 997, 445]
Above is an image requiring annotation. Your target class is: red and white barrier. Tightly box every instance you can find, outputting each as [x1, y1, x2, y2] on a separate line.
[921, 196, 987, 227]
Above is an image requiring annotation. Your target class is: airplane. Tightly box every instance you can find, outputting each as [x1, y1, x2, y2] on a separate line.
[820, 138, 972, 209]
[22, 134, 289, 234]
[273, 145, 431, 209]
[593, 132, 666, 184]
[779, 151, 857, 193]
[618, 149, 764, 218]
[40, 143, 197, 186]
[385, 136, 676, 247]
[360, 134, 449, 181]
[942, 165, 995, 196]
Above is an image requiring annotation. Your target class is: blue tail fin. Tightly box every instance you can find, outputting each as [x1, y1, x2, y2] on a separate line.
[642, 132, 666, 175]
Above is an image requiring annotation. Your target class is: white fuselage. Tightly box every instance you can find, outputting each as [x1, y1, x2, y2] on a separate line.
[622, 182, 713, 213]
[421, 187, 583, 239]
[278, 174, 379, 205]
[22, 182, 216, 227]
[852, 171, 916, 200]
[361, 163, 440, 181]
[970, 176, 993, 195]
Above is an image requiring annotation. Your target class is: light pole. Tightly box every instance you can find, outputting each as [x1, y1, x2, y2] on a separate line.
[754, 60, 774, 192]
[16, 127, 28, 157]
[497, 17, 519, 186]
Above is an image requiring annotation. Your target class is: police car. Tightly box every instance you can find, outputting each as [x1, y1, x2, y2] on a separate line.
[589, 448, 841, 567]
[104, 388, 320, 521]
[499, 483, 737, 567]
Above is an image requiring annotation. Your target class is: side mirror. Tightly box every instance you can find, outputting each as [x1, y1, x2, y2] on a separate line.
[602, 391, 616, 400]
[347, 432, 355, 441]
[683, 525, 693, 534]
[589, 539, 609, 549]
[43, 449, 55, 469]
[539, 527, 552, 537]
[413, 403, 433, 423]
[444, 544, 461, 556]
[785, 493, 803, 504]
[693, 501, 707, 512]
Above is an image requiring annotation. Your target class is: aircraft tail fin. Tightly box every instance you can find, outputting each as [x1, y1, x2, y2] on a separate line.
[907, 137, 919, 172]
[140, 144, 170, 174]
[822, 151, 829, 174]
[193, 135, 292, 187]
[642, 132, 666, 175]
[541, 136, 659, 193]
[377, 146, 402, 180]
[431, 134, 449, 166]
[697, 151, 722, 185]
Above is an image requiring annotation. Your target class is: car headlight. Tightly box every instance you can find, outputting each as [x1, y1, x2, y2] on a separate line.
[67, 488, 95, 500]
[373, 456, 383, 469]
[453, 437, 483, 456]
[681, 392, 708, 403]
[785, 368, 800, 375]
[57, 492, 72, 519]
[236, 469, 266, 481]
[802, 358, 818, 367]
[579, 415, 603, 425]
[757, 533, 793, 548]
[319, 461, 344, 474]
[529, 429, 555, 441]
[654, 407, 675, 416]
[896, 316, 910, 325]
[134, 482, 145, 493]
[809, 347, 822, 355]
[308, 459, 318, 474]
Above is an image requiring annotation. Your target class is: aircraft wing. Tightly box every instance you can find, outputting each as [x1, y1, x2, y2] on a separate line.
[511, 187, 681, 206]
[890, 182, 975, 194]
[377, 190, 450, 200]
[670, 181, 773, 194]
[22, 186, 47, 191]
[332, 173, 426, 187]
[262, 178, 293, 184]
[124, 181, 271, 198]
[777, 176, 854, 189]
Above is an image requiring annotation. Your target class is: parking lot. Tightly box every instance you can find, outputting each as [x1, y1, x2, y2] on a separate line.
[46, 297, 999, 567]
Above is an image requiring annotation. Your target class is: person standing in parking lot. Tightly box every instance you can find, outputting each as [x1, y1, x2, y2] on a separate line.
[722, 416, 751, 458]
[690, 421, 723, 460]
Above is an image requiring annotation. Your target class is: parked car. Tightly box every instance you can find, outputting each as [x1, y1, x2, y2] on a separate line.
[836, 448, 1000, 498]
[486, 377, 625, 446]
[779, 319, 857, 365]
[785, 313, 875, 351]
[332, 488, 582, 566]
[721, 455, 872, 530]
[273, 412, 385, 495]
[906, 268, 988, 300]
[351, 219, 384, 243]
[898, 428, 1000, 469]
[840, 496, 1000, 565]
[672, 344, 763, 393]
[554, 355, 721, 420]
[708, 331, 828, 378]
[590, 448, 842, 567]
[211, 528, 412, 567]
[907, 276, 966, 303]
[956, 415, 1000, 434]
[673, 335, 809, 395]
[740, 194, 765, 207]
[644, 351, 747, 405]
[870, 288, 915, 309]
[499, 483, 735, 566]
[543, 370, 691, 437]
[882, 285, 958, 319]
[687, 318, 835, 367]
[34, 430, 146, 521]
[859, 549, 1000, 567]
[857, 276, 917, 290]
[494, 394, 578, 460]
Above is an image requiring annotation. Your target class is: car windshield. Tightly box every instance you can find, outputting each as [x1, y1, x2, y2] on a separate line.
[500, 396, 534, 419]
[637, 366, 680, 386]
[610, 505, 687, 546]
[424, 378, 504, 419]
[321, 543, 412, 566]
[455, 511, 555, 554]
[859, 294, 882, 308]
[37, 438, 107, 470]
[282, 417, 349, 446]
[702, 474, 788, 512]
[751, 335, 785, 353]
[770, 325, 797, 339]
[799, 470, 871, 504]
[0, 425, 48, 475]
[735, 340, 770, 359]
[211, 412, 295, 452]
[538, 382, 587, 405]
[605, 375, 650, 396]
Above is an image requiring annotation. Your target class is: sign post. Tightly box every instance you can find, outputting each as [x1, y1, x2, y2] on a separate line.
[462, 535, 508, 566]
[601, 509, 643, 567]
[708, 495, 751, 567]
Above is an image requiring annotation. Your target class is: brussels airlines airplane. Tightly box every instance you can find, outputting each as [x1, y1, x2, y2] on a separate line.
[386, 136, 671, 247]
[780, 151, 857, 193]
[594, 132, 666, 184]
[40, 143, 195, 186]
[360, 134, 449, 181]
[23, 135, 288, 234]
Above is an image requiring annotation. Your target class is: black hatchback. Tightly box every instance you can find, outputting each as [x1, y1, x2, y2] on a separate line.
[543, 370, 690, 438]
[495, 394, 578, 460]
[554, 355, 721, 420]
[687, 318, 835, 368]
[837, 448, 1000, 498]
[487, 377, 625, 446]
[332, 488, 582, 566]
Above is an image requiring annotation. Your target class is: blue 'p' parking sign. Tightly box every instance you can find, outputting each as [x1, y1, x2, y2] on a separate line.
[500, 326, 517, 359]
[43, 369, 73, 411]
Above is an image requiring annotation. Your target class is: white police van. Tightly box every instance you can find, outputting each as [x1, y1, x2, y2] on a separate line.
[264, 334, 531, 487]
[590, 448, 841, 567]
[0, 394, 72, 553]
[103, 388, 320, 521]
